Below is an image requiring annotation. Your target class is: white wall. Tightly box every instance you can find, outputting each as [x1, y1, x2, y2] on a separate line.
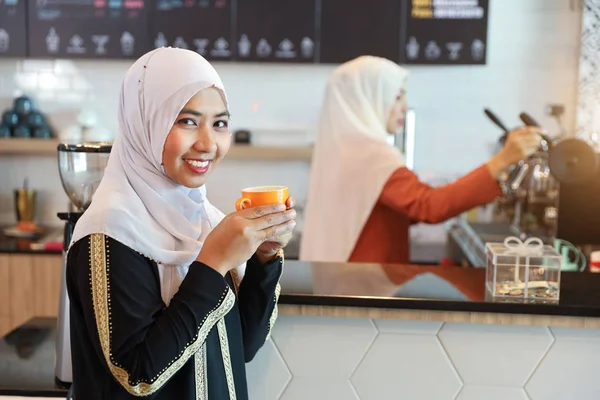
[0, 0, 582, 226]
[247, 315, 600, 400]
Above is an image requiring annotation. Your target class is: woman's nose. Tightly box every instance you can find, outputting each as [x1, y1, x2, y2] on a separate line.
[194, 125, 217, 154]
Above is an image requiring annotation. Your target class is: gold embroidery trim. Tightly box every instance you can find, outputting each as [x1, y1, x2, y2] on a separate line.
[194, 343, 208, 400]
[89, 233, 235, 397]
[217, 319, 237, 400]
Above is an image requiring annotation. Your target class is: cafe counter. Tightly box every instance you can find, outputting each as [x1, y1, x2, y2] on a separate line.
[2, 260, 600, 399]
[246, 260, 600, 400]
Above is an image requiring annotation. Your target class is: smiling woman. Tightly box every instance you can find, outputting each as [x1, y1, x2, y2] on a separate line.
[64, 47, 297, 400]
[162, 88, 232, 188]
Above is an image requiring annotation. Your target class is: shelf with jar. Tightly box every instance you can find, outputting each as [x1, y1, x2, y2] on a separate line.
[0, 138, 313, 160]
[1, 104, 315, 160]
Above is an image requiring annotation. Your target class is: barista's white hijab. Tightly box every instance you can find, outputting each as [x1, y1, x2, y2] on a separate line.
[300, 56, 409, 262]
[70, 47, 244, 305]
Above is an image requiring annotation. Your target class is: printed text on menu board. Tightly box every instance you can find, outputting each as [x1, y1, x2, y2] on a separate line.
[28, 0, 151, 59]
[404, 0, 488, 65]
[6, 0, 490, 65]
[411, 0, 485, 19]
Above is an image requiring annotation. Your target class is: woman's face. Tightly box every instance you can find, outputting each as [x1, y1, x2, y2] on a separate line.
[162, 87, 231, 188]
[386, 81, 408, 135]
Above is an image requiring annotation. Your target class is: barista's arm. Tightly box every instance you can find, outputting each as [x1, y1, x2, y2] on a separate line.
[379, 165, 501, 224]
[380, 126, 542, 224]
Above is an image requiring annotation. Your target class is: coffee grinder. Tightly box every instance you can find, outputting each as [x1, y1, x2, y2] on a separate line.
[55, 142, 112, 386]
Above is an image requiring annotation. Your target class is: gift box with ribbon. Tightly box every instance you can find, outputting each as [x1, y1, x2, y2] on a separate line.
[485, 236, 563, 303]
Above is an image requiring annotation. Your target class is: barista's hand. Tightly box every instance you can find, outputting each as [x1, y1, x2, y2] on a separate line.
[486, 127, 544, 179]
[501, 127, 545, 165]
[196, 202, 296, 276]
[256, 197, 297, 264]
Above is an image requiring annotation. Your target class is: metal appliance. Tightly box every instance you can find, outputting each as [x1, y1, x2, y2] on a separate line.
[448, 109, 600, 269]
[55, 142, 112, 386]
[553, 141, 600, 254]
[483, 109, 598, 241]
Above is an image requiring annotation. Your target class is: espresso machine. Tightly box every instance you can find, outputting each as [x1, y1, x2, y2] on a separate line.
[551, 139, 600, 252]
[485, 109, 561, 239]
[485, 109, 600, 245]
[55, 142, 112, 386]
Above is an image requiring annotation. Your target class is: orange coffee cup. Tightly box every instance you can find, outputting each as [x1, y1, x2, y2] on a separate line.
[235, 186, 289, 210]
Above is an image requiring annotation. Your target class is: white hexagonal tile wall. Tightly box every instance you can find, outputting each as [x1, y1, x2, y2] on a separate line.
[271, 315, 377, 378]
[246, 338, 291, 400]
[438, 323, 553, 386]
[374, 319, 443, 335]
[351, 333, 462, 399]
[549, 327, 600, 340]
[525, 336, 600, 400]
[456, 386, 530, 400]
[280, 377, 359, 400]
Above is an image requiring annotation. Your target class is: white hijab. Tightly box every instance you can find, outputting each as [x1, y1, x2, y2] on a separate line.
[300, 56, 409, 262]
[70, 47, 245, 305]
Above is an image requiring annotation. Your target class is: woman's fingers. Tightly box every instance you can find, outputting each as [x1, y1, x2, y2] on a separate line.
[238, 203, 286, 219]
[259, 219, 296, 241]
[286, 196, 295, 209]
[248, 208, 296, 231]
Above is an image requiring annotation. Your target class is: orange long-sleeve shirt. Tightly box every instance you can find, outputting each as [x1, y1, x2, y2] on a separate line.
[348, 165, 502, 264]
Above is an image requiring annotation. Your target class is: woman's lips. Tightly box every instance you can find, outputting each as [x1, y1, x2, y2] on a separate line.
[184, 159, 211, 174]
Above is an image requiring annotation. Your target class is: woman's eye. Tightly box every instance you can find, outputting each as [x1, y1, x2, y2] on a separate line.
[178, 118, 197, 126]
[214, 120, 229, 129]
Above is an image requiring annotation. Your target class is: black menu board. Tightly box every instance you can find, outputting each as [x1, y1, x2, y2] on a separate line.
[150, 0, 233, 60]
[319, 0, 403, 64]
[402, 0, 489, 65]
[0, 0, 27, 57]
[236, 0, 317, 63]
[27, 0, 151, 58]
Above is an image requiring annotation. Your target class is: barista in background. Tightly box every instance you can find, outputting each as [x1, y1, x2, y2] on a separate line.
[300, 56, 543, 264]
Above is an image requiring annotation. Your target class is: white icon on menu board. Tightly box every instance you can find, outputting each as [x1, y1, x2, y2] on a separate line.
[174, 36, 189, 49]
[66, 34, 86, 54]
[155, 32, 168, 48]
[46, 28, 60, 54]
[256, 39, 271, 57]
[471, 39, 485, 61]
[424, 41, 440, 60]
[0, 29, 9, 53]
[406, 37, 420, 60]
[275, 38, 295, 59]
[238, 34, 251, 57]
[92, 35, 109, 54]
[194, 39, 209, 55]
[300, 37, 314, 58]
[121, 32, 135, 56]
[6, 6, 16, 17]
[446, 42, 463, 60]
[211, 37, 231, 57]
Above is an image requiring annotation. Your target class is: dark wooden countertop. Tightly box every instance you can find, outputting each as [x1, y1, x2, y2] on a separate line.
[278, 260, 600, 319]
[0, 226, 62, 255]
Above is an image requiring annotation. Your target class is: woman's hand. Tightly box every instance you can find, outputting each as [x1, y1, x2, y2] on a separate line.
[196, 202, 297, 276]
[256, 197, 297, 264]
[486, 126, 544, 179]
